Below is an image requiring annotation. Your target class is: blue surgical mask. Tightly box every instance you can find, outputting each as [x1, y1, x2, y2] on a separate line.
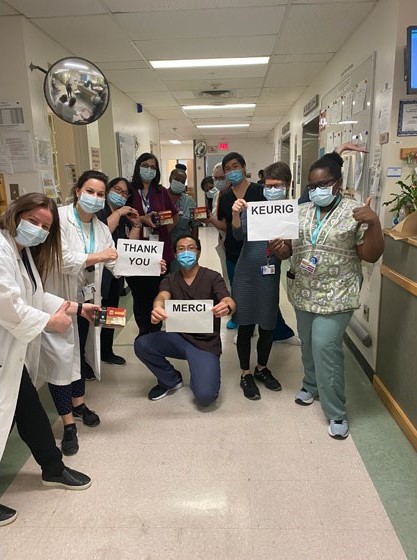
[263, 186, 287, 201]
[107, 191, 127, 209]
[226, 169, 244, 185]
[309, 186, 336, 207]
[176, 250, 197, 270]
[78, 192, 105, 214]
[206, 187, 218, 199]
[170, 179, 186, 194]
[15, 219, 49, 247]
[140, 166, 157, 183]
[214, 179, 228, 192]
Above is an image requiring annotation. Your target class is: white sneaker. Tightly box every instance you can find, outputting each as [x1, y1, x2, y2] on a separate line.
[274, 335, 301, 346]
[328, 419, 349, 439]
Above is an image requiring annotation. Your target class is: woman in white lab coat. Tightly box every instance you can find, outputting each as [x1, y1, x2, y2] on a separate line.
[0, 193, 95, 526]
[45, 170, 118, 456]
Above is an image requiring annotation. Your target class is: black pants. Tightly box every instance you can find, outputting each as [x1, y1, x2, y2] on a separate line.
[14, 368, 65, 476]
[77, 315, 94, 379]
[236, 324, 274, 371]
[101, 277, 121, 357]
[126, 275, 162, 335]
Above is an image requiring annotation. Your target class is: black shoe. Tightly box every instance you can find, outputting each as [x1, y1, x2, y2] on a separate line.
[0, 504, 17, 526]
[73, 404, 100, 427]
[82, 363, 96, 381]
[254, 367, 282, 391]
[42, 467, 91, 490]
[148, 374, 183, 401]
[61, 424, 79, 456]
[240, 374, 261, 400]
[101, 353, 126, 366]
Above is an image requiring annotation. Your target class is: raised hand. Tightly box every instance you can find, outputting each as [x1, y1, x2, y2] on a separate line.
[353, 197, 378, 225]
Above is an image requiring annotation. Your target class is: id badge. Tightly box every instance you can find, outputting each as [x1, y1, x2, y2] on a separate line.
[300, 257, 317, 274]
[81, 282, 95, 302]
[149, 232, 159, 241]
[143, 226, 150, 239]
[261, 264, 276, 275]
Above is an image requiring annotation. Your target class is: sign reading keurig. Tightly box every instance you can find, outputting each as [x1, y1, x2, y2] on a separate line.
[246, 200, 299, 241]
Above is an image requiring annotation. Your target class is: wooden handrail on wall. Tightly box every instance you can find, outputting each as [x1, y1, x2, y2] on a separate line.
[380, 264, 417, 297]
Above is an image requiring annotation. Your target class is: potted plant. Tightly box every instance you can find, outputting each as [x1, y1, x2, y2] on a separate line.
[383, 174, 417, 222]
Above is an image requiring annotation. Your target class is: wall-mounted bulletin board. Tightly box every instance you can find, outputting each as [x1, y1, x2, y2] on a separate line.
[319, 53, 376, 201]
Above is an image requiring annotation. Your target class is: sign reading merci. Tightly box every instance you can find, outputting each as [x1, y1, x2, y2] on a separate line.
[246, 200, 299, 242]
[165, 300, 214, 333]
[113, 239, 164, 277]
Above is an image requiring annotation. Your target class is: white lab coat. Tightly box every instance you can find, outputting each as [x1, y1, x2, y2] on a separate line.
[0, 230, 63, 460]
[44, 204, 117, 382]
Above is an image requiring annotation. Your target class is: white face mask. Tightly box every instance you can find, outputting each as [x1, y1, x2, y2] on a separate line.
[15, 219, 49, 247]
[206, 187, 218, 199]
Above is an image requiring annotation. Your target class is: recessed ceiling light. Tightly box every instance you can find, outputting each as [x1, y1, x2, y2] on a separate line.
[196, 124, 250, 129]
[150, 57, 269, 69]
[183, 104, 256, 110]
[169, 140, 182, 144]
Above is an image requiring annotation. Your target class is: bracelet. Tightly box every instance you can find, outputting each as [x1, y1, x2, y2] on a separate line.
[227, 304, 233, 315]
[77, 303, 83, 316]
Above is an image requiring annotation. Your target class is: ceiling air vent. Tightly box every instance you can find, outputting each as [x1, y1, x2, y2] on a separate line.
[199, 90, 233, 98]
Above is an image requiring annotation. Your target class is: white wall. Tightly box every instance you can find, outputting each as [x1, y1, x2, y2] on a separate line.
[271, 0, 406, 370]
[160, 143, 194, 188]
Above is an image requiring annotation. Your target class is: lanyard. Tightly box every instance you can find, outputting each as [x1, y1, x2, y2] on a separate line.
[73, 207, 95, 253]
[310, 196, 341, 248]
[140, 187, 151, 213]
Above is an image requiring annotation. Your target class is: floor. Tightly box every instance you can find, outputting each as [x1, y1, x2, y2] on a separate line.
[1, 226, 417, 560]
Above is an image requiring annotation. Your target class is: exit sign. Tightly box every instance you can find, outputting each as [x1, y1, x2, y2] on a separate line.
[218, 143, 228, 151]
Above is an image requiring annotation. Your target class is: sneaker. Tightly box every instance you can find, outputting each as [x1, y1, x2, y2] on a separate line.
[328, 419, 349, 439]
[240, 374, 261, 400]
[295, 388, 315, 405]
[73, 404, 100, 427]
[101, 353, 126, 366]
[274, 335, 301, 346]
[42, 467, 92, 490]
[61, 424, 79, 456]
[148, 374, 183, 401]
[226, 319, 238, 330]
[0, 504, 17, 526]
[254, 367, 282, 391]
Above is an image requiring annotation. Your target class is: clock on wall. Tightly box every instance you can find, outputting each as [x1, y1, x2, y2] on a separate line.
[194, 141, 208, 157]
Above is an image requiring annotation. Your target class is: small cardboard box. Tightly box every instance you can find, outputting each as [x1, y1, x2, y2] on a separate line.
[158, 210, 173, 226]
[387, 211, 417, 240]
[191, 206, 208, 220]
[94, 307, 126, 328]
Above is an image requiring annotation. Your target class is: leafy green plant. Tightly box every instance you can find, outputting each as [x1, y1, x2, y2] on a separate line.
[383, 175, 417, 214]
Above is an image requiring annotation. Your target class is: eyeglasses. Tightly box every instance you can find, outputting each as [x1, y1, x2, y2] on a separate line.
[264, 182, 288, 189]
[112, 186, 129, 198]
[176, 245, 198, 253]
[306, 179, 336, 192]
[141, 163, 157, 170]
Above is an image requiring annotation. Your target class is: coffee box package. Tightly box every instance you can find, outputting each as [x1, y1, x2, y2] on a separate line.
[158, 210, 173, 225]
[94, 307, 126, 328]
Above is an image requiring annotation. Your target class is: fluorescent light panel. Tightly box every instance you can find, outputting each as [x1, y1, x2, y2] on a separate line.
[196, 124, 250, 129]
[169, 140, 182, 144]
[150, 57, 269, 69]
[183, 104, 256, 110]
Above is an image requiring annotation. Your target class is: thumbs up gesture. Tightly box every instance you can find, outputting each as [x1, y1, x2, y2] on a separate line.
[352, 197, 378, 225]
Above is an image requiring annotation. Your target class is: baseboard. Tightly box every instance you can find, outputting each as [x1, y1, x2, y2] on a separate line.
[343, 333, 374, 382]
[373, 374, 417, 453]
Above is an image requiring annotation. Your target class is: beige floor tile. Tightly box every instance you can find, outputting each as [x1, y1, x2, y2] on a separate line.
[247, 443, 308, 481]
[188, 442, 249, 482]
[179, 528, 253, 560]
[1, 526, 47, 559]
[251, 529, 330, 560]
[106, 528, 181, 560]
[182, 480, 251, 529]
[243, 413, 300, 445]
[31, 528, 112, 560]
[249, 480, 321, 530]
[323, 530, 407, 560]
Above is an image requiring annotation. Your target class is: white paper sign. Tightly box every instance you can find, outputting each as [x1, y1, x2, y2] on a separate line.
[165, 300, 214, 333]
[113, 239, 164, 277]
[246, 201, 299, 242]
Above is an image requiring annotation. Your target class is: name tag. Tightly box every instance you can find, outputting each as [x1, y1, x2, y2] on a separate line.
[260, 264, 276, 275]
[300, 257, 317, 274]
[81, 282, 95, 301]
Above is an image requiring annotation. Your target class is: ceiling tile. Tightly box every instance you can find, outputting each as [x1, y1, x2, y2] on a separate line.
[134, 36, 276, 60]
[125, 91, 179, 107]
[0, 1, 19, 15]
[146, 107, 186, 119]
[98, 61, 149, 71]
[165, 77, 265, 91]
[115, 6, 286, 40]
[104, 0, 286, 11]
[264, 61, 328, 87]
[155, 65, 267, 81]
[254, 104, 292, 117]
[274, 2, 376, 54]
[105, 69, 167, 92]
[270, 53, 334, 64]
[259, 87, 307, 104]
[7, 0, 107, 17]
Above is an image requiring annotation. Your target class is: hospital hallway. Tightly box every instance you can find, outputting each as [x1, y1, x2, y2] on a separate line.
[1, 225, 417, 560]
